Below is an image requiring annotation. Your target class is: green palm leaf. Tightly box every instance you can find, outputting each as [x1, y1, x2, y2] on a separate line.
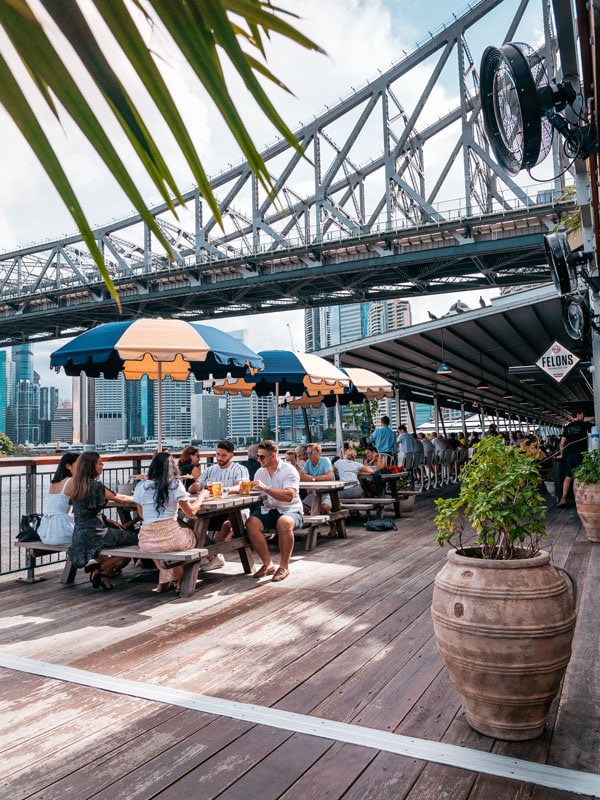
[0, 0, 323, 297]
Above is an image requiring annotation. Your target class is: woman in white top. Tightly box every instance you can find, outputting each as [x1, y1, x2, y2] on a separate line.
[334, 448, 375, 498]
[38, 452, 79, 546]
[134, 451, 207, 593]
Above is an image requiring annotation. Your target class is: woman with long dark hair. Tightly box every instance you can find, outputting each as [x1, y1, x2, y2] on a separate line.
[38, 452, 80, 546]
[178, 445, 202, 487]
[134, 451, 208, 592]
[65, 451, 138, 591]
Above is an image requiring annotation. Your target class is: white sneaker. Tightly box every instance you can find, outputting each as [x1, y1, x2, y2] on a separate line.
[201, 553, 225, 571]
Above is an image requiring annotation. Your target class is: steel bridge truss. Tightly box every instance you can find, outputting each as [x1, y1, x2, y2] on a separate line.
[0, 0, 573, 345]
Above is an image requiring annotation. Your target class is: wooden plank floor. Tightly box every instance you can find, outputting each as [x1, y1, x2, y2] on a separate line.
[0, 494, 598, 800]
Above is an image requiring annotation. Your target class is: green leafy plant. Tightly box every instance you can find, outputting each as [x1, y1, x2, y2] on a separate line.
[572, 449, 600, 484]
[0, 433, 16, 456]
[434, 436, 546, 559]
[0, 1, 323, 304]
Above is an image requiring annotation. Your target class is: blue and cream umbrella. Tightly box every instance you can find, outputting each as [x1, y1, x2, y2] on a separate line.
[50, 319, 263, 447]
[207, 349, 351, 442]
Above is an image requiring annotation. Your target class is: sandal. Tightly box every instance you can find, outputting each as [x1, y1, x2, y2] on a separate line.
[89, 569, 103, 589]
[272, 567, 289, 582]
[152, 581, 176, 594]
[253, 563, 276, 579]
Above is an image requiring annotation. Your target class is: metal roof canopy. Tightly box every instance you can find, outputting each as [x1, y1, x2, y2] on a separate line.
[321, 286, 593, 427]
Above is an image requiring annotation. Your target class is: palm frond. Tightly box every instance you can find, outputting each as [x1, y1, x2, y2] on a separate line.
[0, 0, 324, 298]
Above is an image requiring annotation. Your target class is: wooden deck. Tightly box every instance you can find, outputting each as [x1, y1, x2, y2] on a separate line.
[0, 494, 598, 799]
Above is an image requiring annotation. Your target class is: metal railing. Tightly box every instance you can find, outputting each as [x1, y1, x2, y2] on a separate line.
[0, 451, 228, 577]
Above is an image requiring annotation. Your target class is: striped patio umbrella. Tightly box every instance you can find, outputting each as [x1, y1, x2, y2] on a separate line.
[206, 350, 351, 442]
[50, 319, 263, 448]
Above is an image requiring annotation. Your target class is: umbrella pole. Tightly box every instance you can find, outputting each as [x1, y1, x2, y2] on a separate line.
[275, 382, 279, 447]
[335, 397, 343, 455]
[157, 362, 163, 451]
[302, 406, 312, 443]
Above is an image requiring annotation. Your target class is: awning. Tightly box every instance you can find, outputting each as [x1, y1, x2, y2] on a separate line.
[320, 286, 593, 426]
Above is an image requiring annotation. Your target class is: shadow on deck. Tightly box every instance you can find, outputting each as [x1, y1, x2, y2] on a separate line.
[0, 494, 598, 799]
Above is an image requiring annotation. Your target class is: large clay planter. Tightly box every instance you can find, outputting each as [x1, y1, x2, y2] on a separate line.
[431, 548, 576, 740]
[574, 481, 600, 541]
[399, 494, 415, 512]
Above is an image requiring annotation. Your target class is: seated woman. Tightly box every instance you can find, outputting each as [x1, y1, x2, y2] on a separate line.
[359, 445, 386, 497]
[65, 451, 139, 591]
[334, 448, 375, 498]
[178, 445, 202, 491]
[134, 451, 208, 593]
[38, 452, 80, 546]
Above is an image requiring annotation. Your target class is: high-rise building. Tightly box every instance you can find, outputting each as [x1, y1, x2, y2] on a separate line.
[305, 299, 411, 351]
[39, 386, 59, 422]
[72, 374, 95, 445]
[0, 351, 12, 434]
[51, 402, 74, 444]
[227, 393, 273, 445]
[10, 344, 40, 444]
[191, 393, 228, 442]
[366, 299, 411, 337]
[152, 377, 194, 444]
[95, 375, 127, 444]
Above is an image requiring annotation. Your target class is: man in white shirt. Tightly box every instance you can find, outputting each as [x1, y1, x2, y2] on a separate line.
[246, 439, 303, 582]
[196, 439, 249, 569]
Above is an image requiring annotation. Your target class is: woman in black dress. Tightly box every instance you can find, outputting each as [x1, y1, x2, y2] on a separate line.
[65, 451, 139, 590]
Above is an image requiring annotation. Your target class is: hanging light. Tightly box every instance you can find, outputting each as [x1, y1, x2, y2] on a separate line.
[476, 353, 489, 390]
[437, 329, 452, 375]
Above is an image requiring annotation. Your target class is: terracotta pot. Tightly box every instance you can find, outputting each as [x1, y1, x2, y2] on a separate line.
[399, 494, 415, 511]
[431, 548, 576, 740]
[574, 481, 600, 541]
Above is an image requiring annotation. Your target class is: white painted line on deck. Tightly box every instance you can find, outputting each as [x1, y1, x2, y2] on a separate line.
[1, 652, 598, 797]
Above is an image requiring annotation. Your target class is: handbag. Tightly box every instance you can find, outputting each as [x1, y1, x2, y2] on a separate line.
[18, 513, 42, 542]
[365, 517, 397, 532]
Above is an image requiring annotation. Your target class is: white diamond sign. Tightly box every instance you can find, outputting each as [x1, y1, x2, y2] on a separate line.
[536, 341, 579, 383]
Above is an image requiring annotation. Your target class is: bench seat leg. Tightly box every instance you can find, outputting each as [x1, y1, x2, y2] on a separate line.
[178, 561, 202, 597]
[304, 524, 320, 552]
[16, 550, 44, 584]
[61, 559, 78, 585]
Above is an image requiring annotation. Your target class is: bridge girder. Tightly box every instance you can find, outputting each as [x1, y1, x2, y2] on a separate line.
[0, 0, 570, 346]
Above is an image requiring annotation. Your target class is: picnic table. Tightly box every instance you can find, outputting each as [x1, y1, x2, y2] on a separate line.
[299, 480, 349, 539]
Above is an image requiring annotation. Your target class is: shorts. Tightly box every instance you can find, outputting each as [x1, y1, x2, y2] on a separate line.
[249, 507, 303, 531]
[564, 451, 585, 477]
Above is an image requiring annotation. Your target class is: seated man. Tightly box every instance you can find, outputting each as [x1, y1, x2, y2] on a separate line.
[246, 439, 304, 582]
[196, 439, 249, 569]
[299, 442, 334, 513]
[299, 442, 335, 535]
[240, 443, 261, 480]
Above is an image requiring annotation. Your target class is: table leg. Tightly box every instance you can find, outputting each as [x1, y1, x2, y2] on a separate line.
[330, 490, 347, 539]
[387, 479, 402, 518]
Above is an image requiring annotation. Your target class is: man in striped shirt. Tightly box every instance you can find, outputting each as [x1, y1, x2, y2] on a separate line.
[196, 440, 249, 568]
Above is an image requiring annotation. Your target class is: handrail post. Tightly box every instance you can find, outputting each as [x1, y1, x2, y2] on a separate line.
[25, 461, 37, 516]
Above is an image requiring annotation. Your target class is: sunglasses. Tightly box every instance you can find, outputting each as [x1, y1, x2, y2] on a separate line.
[257, 454, 269, 460]
[306, 450, 316, 455]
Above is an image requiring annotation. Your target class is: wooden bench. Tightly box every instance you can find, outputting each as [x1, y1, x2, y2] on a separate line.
[99, 545, 208, 597]
[340, 496, 400, 518]
[340, 501, 376, 516]
[15, 541, 209, 598]
[14, 541, 73, 585]
[261, 515, 341, 552]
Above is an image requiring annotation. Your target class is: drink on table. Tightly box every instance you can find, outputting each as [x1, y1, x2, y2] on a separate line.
[240, 480, 252, 495]
[212, 482, 222, 499]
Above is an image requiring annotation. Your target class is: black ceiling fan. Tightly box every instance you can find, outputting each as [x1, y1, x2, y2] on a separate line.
[480, 41, 596, 175]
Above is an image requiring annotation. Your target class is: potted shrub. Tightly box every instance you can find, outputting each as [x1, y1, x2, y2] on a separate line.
[573, 449, 600, 541]
[432, 436, 577, 740]
[395, 469, 416, 511]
